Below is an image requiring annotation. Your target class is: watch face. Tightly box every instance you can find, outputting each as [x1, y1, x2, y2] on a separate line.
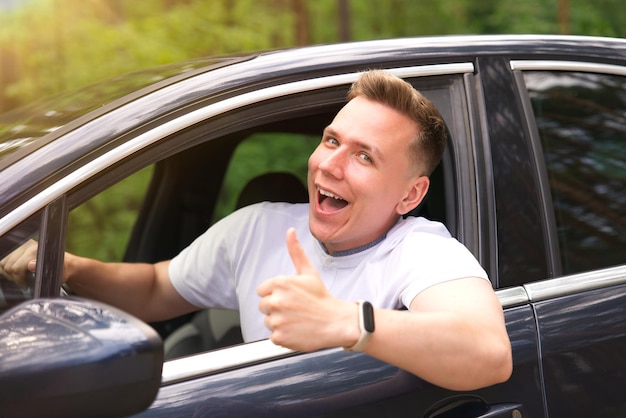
[362, 301, 375, 333]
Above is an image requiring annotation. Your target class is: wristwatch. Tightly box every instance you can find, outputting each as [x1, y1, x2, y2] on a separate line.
[344, 300, 375, 352]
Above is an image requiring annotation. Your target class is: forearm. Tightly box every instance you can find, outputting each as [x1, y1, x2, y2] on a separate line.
[361, 308, 512, 391]
[64, 254, 165, 321]
[337, 278, 513, 390]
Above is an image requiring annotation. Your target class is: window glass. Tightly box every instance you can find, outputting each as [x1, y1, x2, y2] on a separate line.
[525, 71, 626, 275]
[0, 213, 41, 314]
[66, 165, 153, 261]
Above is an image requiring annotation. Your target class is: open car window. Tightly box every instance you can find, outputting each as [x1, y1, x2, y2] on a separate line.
[66, 166, 154, 262]
[212, 132, 317, 224]
[59, 73, 468, 360]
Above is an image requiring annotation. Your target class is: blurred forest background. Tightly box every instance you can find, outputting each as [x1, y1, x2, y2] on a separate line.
[0, 0, 625, 113]
[0, 0, 624, 261]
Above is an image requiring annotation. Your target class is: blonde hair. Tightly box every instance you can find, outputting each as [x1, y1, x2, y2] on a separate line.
[348, 70, 447, 176]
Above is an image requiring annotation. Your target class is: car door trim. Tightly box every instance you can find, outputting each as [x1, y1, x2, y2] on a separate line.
[497, 264, 626, 309]
[510, 60, 626, 76]
[523, 264, 626, 302]
[496, 287, 529, 308]
[0, 63, 474, 237]
[162, 339, 296, 385]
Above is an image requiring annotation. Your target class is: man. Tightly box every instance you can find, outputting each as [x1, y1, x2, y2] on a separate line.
[0, 70, 512, 391]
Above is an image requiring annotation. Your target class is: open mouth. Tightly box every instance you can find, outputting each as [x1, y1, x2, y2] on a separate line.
[317, 187, 348, 211]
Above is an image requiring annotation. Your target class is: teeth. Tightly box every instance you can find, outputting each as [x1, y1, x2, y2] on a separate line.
[318, 188, 344, 201]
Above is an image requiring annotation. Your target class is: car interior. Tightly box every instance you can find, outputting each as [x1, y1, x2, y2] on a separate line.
[163, 170, 309, 358]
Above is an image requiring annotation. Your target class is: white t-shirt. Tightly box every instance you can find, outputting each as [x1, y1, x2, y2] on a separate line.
[169, 202, 488, 342]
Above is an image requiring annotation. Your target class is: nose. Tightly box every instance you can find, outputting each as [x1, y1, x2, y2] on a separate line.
[317, 148, 345, 180]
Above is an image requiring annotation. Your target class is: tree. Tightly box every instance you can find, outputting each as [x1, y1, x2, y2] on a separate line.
[0, 0, 624, 112]
[338, 0, 350, 42]
[294, 0, 309, 46]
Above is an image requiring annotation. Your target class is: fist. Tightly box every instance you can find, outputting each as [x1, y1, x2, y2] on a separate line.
[0, 240, 38, 287]
[257, 228, 357, 351]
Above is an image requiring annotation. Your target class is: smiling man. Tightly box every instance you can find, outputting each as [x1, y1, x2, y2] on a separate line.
[0, 70, 512, 391]
[255, 71, 512, 389]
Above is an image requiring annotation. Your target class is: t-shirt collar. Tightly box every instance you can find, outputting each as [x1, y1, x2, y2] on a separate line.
[321, 233, 387, 257]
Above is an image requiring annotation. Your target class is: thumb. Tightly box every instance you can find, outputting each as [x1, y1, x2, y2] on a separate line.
[286, 228, 315, 276]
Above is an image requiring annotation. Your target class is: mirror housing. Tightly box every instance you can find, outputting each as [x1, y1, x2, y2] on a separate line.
[0, 298, 163, 418]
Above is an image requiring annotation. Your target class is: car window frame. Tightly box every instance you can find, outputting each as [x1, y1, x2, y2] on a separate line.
[145, 70, 477, 363]
[2, 62, 484, 379]
[0, 63, 475, 236]
[512, 59, 626, 280]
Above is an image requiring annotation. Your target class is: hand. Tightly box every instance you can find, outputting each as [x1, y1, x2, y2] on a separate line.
[257, 228, 358, 351]
[0, 240, 38, 287]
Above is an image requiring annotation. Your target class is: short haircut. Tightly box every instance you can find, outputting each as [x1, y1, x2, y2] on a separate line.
[347, 70, 447, 176]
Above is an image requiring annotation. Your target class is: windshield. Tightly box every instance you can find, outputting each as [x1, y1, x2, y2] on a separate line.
[0, 58, 238, 163]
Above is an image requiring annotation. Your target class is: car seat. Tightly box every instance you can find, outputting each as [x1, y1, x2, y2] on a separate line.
[164, 171, 308, 359]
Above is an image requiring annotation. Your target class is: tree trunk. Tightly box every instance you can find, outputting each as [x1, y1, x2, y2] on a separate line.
[338, 0, 351, 42]
[294, 0, 309, 46]
[558, 0, 570, 34]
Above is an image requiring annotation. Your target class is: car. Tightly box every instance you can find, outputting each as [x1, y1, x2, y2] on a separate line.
[1, 34, 626, 417]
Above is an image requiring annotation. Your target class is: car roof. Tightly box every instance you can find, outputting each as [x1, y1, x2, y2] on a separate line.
[1, 34, 624, 165]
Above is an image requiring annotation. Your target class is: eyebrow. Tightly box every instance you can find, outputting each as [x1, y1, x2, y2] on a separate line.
[323, 126, 385, 162]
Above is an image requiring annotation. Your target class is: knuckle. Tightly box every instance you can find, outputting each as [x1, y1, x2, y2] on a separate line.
[266, 293, 286, 312]
[270, 330, 286, 347]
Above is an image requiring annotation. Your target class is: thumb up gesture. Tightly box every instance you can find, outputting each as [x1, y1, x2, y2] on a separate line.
[257, 228, 357, 351]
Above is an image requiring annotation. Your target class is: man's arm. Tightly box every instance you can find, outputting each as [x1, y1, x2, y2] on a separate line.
[0, 240, 197, 322]
[258, 228, 512, 391]
[65, 256, 197, 322]
[363, 278, 512, 390]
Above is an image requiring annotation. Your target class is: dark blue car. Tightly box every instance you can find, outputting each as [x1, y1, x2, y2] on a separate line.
[1, 35, 626, 417]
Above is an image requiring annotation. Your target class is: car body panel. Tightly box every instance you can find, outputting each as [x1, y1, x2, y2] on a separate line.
[135, 301, 542, 418]
[534, 281, 626, 417]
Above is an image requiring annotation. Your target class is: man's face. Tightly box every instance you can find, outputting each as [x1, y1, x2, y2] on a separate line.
[307, 96, 428, 254]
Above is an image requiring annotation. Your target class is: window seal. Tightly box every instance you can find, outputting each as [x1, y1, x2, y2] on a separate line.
[511, 69, 562, 278]
[0, 63, 475, 238]
[510, 60, 626, 76]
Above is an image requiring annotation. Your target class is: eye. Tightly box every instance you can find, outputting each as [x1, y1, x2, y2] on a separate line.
[358, 152, 373, 163]
[327, 137, 339, 146]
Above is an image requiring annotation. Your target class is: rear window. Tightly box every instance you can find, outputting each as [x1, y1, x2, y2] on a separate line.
[525, 70, 626, 275]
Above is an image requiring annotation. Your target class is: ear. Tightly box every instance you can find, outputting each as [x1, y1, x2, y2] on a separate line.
[395, 176, 430, 215]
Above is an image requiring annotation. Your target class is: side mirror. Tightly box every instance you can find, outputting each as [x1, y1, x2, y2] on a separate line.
[0, 298, 163, 418]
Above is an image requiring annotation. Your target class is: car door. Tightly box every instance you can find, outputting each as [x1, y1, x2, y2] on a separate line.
[516, 61, 626, 417]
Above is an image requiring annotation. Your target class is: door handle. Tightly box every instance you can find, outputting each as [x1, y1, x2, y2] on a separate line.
[479, 403, 524, 418]
[424, 395, 525, 418]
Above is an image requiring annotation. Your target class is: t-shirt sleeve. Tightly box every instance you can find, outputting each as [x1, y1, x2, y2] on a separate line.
[397, 230, 490, 308]
[168, 205, 257, 310]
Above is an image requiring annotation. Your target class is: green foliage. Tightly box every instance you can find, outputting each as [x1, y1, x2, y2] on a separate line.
[1, 0, 624, 108]
[66, 165, 153, 261]
[570, 0, 626, 37]
[0, 0, 294, 104]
